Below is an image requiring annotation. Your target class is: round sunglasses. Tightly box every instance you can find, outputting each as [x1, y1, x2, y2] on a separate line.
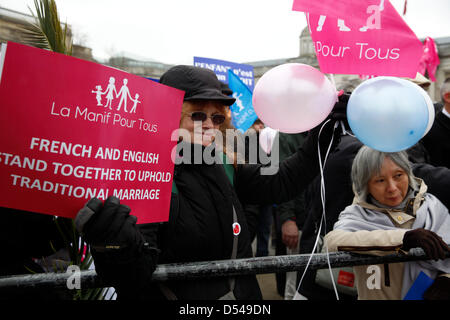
[188, 111, 226, 125]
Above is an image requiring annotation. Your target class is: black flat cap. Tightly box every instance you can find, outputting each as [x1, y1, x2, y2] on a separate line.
[159, 65, 236, 106]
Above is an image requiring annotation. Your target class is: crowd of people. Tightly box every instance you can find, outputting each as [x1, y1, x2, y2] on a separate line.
[1, 65, 449, 300]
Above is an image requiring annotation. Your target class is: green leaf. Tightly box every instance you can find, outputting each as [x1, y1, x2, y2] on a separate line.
[20, 0, 72, 55]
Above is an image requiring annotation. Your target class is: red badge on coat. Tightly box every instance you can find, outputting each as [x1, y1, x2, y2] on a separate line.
[232, 222, 241, 236]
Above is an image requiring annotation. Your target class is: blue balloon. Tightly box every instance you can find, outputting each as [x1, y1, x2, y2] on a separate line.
[347, 77, 429, 152]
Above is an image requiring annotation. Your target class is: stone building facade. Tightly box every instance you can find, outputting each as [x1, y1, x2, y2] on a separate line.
[0, 6, 94, 61]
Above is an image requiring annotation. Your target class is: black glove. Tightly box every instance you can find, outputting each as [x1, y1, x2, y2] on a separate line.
[402, 228, 450, 261]
[423, 275, 450, 300]
[76, 196, 142, 251]
[330, 92, 350, 123]
[302, 92, 350, 162]
[75, 196, 158, 290]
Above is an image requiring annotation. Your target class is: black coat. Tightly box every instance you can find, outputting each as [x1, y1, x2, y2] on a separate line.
[110, 140, 321, 300]
[0, 209, 66, 276]
[421, 110, 450, 169]
[0, 208, 69, 300]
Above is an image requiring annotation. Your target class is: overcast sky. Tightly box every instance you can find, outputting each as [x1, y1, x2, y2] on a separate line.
[2, 0, 450, 65]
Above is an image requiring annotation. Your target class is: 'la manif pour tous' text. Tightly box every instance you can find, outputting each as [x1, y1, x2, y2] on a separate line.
[50, 102, 158, 133]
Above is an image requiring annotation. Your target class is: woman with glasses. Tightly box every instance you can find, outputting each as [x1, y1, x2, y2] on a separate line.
[76, 65, 344, 300]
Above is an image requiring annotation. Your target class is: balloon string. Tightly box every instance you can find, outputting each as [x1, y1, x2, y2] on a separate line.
[340, 120, 355, 137]
[294, 119, 334, 299]
[319, 121, 340, 300]
[294, 120, 340, 300]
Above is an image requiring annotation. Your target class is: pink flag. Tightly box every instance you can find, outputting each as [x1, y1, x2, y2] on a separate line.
[418, 37, 440, 82]
[292, 0, 422, 77]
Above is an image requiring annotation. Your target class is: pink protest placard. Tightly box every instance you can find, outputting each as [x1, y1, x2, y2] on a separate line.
[293, 0, 423, 77]
[0, 42, 184, 224]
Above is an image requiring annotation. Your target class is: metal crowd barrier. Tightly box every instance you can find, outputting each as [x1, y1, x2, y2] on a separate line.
[0, 249, 449, 290]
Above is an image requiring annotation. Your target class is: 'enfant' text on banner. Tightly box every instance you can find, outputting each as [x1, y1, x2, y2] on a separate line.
[193, 56, 255, 91]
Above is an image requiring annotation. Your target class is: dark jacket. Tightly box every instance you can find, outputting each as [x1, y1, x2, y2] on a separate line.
[106, 138, 322, 300]
[0, 208, 69, 300]
[420, 110, 450, 169]
[1, 209, 66, 276]
[275, 132, 308, 229]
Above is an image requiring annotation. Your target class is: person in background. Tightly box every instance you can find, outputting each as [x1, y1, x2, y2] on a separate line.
[325, 146, 450, 300]
[273, 130, 307, 299]
[420, 77, 450, 169]
[405, 72, 431, 91]
[248, 119, 275, 258]
[251, 118, 264, 132]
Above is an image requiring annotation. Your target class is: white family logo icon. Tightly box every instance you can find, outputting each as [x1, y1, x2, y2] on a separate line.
[91, 76, 142, 113]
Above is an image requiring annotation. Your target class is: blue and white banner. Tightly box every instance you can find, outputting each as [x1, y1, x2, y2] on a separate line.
[193, 56, 254, 91]
[227, 69, 258, 133]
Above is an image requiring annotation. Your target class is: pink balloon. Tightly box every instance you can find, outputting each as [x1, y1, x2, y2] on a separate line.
[252, 63, 337, 133]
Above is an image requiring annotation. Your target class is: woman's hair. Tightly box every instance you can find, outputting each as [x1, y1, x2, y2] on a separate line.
[351, 146, 418, 201]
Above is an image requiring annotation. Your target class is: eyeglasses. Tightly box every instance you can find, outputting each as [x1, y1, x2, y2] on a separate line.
[188, 111, 226, 125]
